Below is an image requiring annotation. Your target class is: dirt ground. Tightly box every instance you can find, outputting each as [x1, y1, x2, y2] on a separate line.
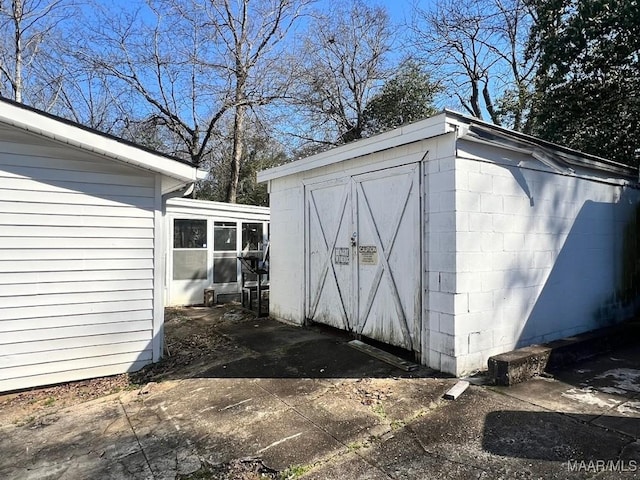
[0, 304, 250, 427]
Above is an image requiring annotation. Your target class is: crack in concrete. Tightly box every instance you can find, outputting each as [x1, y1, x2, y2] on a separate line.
[254, 381, 394, 479]
[406, 424, 490, 477]
[118, 398, 154, 478]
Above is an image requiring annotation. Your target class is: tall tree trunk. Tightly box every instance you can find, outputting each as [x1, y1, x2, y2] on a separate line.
[12, 0, 23, 102]
[470, 78, 482, 119]
[226, 99, 245, 204]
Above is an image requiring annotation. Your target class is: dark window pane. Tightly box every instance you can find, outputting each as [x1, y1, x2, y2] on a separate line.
[213, 256, 238, 283]
[174, 219, 207, 248]
[173, 250, 207, 280]
[214, 222, 237, 251]
[242, 223, 263, 251]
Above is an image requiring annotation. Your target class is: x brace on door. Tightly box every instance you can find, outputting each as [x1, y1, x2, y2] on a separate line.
[308, 185, 351, 329]
[356, 171, 416, 351]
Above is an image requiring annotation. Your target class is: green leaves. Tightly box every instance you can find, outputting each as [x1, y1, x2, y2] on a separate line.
[363, 61, 441, 135]
[529, 0, 640, 164]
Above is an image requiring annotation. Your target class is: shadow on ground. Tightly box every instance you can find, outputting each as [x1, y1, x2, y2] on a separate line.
[131, 305, 438, 384]
[3, 305, 640, 480]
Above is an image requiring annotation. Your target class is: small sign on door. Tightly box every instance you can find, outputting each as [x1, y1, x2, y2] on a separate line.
[334, 247, 350, 265]
[358, 245, 378, 265]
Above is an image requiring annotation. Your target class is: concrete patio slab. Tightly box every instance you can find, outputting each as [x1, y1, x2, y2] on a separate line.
[2, 306, 640, 480]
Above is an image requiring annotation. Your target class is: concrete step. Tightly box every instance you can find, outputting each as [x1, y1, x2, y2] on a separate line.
[488, 320, 640, 386]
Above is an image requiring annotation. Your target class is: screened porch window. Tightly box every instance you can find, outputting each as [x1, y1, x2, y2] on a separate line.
[242, 223, 264, 252]
[173, 219, 207, 280]
[214, 221, 238, 284]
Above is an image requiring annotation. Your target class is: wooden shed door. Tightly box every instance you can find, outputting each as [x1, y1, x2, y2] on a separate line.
[305, 163, 421, 352]
[353, 164, 421, 352]
[306, 179, 354, 331]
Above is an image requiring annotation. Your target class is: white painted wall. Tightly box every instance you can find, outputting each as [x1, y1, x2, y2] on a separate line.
[0, 138, 161, 392]
[448, 139, 639, 375]
[268, 134, 457, 349]
[267, 174, 306, 324]
[422, 135, 458, 374]
[264, 118, 639, 378]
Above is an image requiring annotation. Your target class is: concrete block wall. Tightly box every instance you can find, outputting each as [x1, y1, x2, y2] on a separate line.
[267, 174, 305, 325]
[450, 139, 637, 375]
[423, 134, 458, 373]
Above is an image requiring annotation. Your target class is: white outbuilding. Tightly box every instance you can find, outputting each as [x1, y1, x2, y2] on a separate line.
[258, 111, 640, 376]
[165, 197, 270, 306]
[0, 99, 204, 392]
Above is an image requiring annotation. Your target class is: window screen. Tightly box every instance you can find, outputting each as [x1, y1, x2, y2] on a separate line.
[174, 219, 207, 248]
[173, 250, 208, 280]
[242, 223, 263, 251]
[213, 256, 238, 283]
[214, 222, 237, 251]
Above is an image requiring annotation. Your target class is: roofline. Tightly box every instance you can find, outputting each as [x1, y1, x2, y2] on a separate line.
[0, 97, 206, 183]
[258, 109, 638, 183]
[257, 112, 454, 182]
[443, 109, 637, 179]
[167, 197, 270, 215]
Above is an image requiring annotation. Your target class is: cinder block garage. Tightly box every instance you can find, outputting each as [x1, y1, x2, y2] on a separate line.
[258, 111, 640, 376]
[0, 99, 203, 392]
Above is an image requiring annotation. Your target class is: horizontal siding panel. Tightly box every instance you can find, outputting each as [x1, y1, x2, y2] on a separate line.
[0, 360, 150, 393]
[0, 258, 154, 273]
[0, 248, 153, 261]
[2, 323, 151, 346]
[0, 269, 153, 285]
[1, 337, 152, 362]
[0, 237, 154, 250]
[0, 213, 154, 228]
[0, 135, 162, 393]
[2, 289, 152, 309]
[0, 332, 153, 358]
[0, 163, 155, 188]
[0, 310, 152, 332]
[0, 350, 153, 381]
[0, 176, 155, 198]
[0, 299, 153, 321]
[0, 189, 155, 209]
[0, 279, 154, 297]
[0, 143, 153, 174]
[0, 225, 153, 238]
[0, 201, 153, 218]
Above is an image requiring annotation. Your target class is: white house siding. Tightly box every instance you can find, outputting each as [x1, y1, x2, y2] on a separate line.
[0, 139, 159, 392]
[446, 139, 639, 375]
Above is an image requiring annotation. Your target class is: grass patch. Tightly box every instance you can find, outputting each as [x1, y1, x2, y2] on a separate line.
[391, 419, 406, 430]
[42, 397, 55, 407]
[15, 415, 35, 426]
[280, 464, 312, 479]
[347, 440, 370, 452]
[371, 403, 387, 420]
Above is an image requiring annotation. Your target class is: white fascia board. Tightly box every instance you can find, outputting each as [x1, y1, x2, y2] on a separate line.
[167, 197, 270, 216]
[257, 112, 454, 182]
[0, 100, 205, 183]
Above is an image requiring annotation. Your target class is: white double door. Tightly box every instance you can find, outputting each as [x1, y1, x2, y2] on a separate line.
[305, 163, 422, 353]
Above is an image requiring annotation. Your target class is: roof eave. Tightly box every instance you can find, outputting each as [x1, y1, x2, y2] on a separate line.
[0, 99, 203, 184]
